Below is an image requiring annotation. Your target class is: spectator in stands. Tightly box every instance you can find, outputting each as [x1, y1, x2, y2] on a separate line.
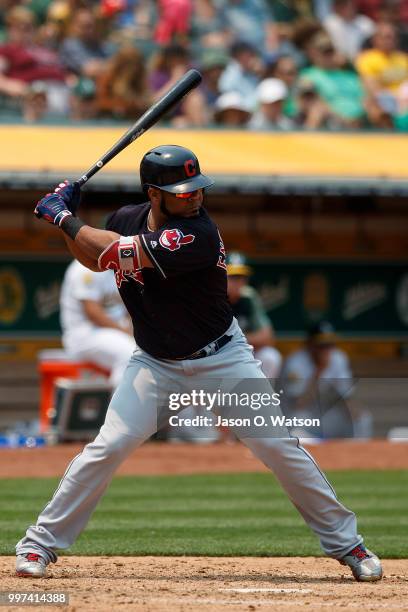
[313, 0, 333, 22]
[375, 2, 408, 51]
[36, 3, 70, 51]
[301, 31, 366, 127]
[59, 7, 112, 79]
[96, 44, 152, 120]
[222, 0, 277, 53]
[265, 55, 334, 128]
[266, 22, 306, 68]
[226, 252, 282, 378]
[0, 6, 69, 118]
[218, 40, 263, 111]
[356, 21, 408, 116]
[149, 43, 208, 126]
[69, 76, 98, 120]
[268, 54, 298, 87]
[355, 0, 408, 27]
[107, 0, 156, 46]
[213, 90, 252, 126]
[279, 321, 372, 439]
[199, 47, 229, 106]
[267, 0, 312, 24]
[190, 0, 230, 50]
[263, 1, 317, 68]
[290, 17, 323, 67]
[293, 78, 335, 128]
[60, 260, 135, 389]
[249, 77, 294, 129]
[266, 54, 299, 118]
[154, 0, 192, 45]
[23, 79, 48, 122]
[323, 0, 375, 62]
[27, 0, 55, 25]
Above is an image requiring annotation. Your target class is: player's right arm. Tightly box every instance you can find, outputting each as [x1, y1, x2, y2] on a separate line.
[34, 190, 153, 271]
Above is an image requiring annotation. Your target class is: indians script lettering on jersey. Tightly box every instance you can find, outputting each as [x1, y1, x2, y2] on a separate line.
[105, 203, 232, 359]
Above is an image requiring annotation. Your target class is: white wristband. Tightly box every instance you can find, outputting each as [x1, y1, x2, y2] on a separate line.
[118, 236, 140, 271]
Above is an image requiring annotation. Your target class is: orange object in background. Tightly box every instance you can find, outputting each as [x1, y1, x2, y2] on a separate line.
[38, 352, 109, 433]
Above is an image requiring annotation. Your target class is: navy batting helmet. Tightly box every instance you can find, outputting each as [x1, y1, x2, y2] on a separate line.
[140, 145, 214, 194]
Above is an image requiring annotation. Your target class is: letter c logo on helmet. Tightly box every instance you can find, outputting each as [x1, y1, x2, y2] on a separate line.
[184, 159, 196, 177]
[140, 145, 213, 194]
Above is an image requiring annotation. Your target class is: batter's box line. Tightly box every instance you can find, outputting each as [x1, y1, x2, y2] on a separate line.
[150, 599, 408, 609]
[221, 588, 313, 593]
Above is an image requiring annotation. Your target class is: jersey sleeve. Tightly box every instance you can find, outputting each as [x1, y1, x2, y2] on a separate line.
[72, 268, 106, 302]
[105, 210, 117, 231]
[139, 218, 219, 278]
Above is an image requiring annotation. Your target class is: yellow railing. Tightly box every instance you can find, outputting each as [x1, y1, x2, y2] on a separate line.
[1, 126, 408, 178]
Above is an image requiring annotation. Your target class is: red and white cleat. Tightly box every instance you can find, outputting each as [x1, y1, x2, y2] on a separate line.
[340, 545, 383, 582]
[16, 553, 47, 578]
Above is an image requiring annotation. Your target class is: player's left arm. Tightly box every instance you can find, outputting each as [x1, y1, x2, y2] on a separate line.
[62, 234, 102, 272]
[138, 218, 220, 278]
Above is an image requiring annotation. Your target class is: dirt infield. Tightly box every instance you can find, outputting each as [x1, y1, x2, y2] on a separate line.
[2, 556, 408, 611]
[2, 441, 407, 610]
[0, 440, 407, 479]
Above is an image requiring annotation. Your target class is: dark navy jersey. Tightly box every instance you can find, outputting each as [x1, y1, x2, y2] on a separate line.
[105, 202, 233, 359]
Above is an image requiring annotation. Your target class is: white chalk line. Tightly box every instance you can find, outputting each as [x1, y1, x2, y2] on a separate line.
[150, 597, 408, 608]
[221, 588, 313, 594]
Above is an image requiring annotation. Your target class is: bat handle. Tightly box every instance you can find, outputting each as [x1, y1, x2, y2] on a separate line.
[77, 158, 106, 186]
[77, 176, 87, 188]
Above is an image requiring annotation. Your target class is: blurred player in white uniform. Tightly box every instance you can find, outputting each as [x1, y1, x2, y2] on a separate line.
[280, 321, 372, 439]
[60, 260, 135, 387]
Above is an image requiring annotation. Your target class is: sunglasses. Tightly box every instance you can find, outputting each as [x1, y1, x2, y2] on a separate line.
[175, 190, 197, 199]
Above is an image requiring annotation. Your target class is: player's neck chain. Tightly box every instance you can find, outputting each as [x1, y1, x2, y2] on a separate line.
[147, 210, 155, 232]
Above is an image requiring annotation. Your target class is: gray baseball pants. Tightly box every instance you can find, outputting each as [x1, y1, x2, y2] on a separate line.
[16, 319, 362, 564]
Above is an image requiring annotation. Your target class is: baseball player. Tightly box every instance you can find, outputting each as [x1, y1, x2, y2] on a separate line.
[15, 145, 382, 582]
[226, 252, 282, 378]
[60, 260, 135, 388]
[280, 321, 373, 439]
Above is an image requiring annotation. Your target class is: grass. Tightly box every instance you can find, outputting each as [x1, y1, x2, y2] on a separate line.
[1, 471, 407, 558]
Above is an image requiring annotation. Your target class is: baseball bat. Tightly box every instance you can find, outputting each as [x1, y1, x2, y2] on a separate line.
[76, 68, 202, 187]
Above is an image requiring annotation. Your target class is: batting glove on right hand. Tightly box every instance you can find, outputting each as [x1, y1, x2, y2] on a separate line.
[54, 179, 81, 215]
[34, 192, 73, 226]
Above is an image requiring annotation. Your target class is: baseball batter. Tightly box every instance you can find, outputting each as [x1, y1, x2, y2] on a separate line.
[15, 145, 382, 582]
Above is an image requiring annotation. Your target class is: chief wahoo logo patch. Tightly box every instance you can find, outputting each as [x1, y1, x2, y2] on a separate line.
[159, 228, 195, 251]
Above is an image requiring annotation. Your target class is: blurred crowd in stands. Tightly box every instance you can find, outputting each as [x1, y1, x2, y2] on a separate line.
[0, 0, 408, 130]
